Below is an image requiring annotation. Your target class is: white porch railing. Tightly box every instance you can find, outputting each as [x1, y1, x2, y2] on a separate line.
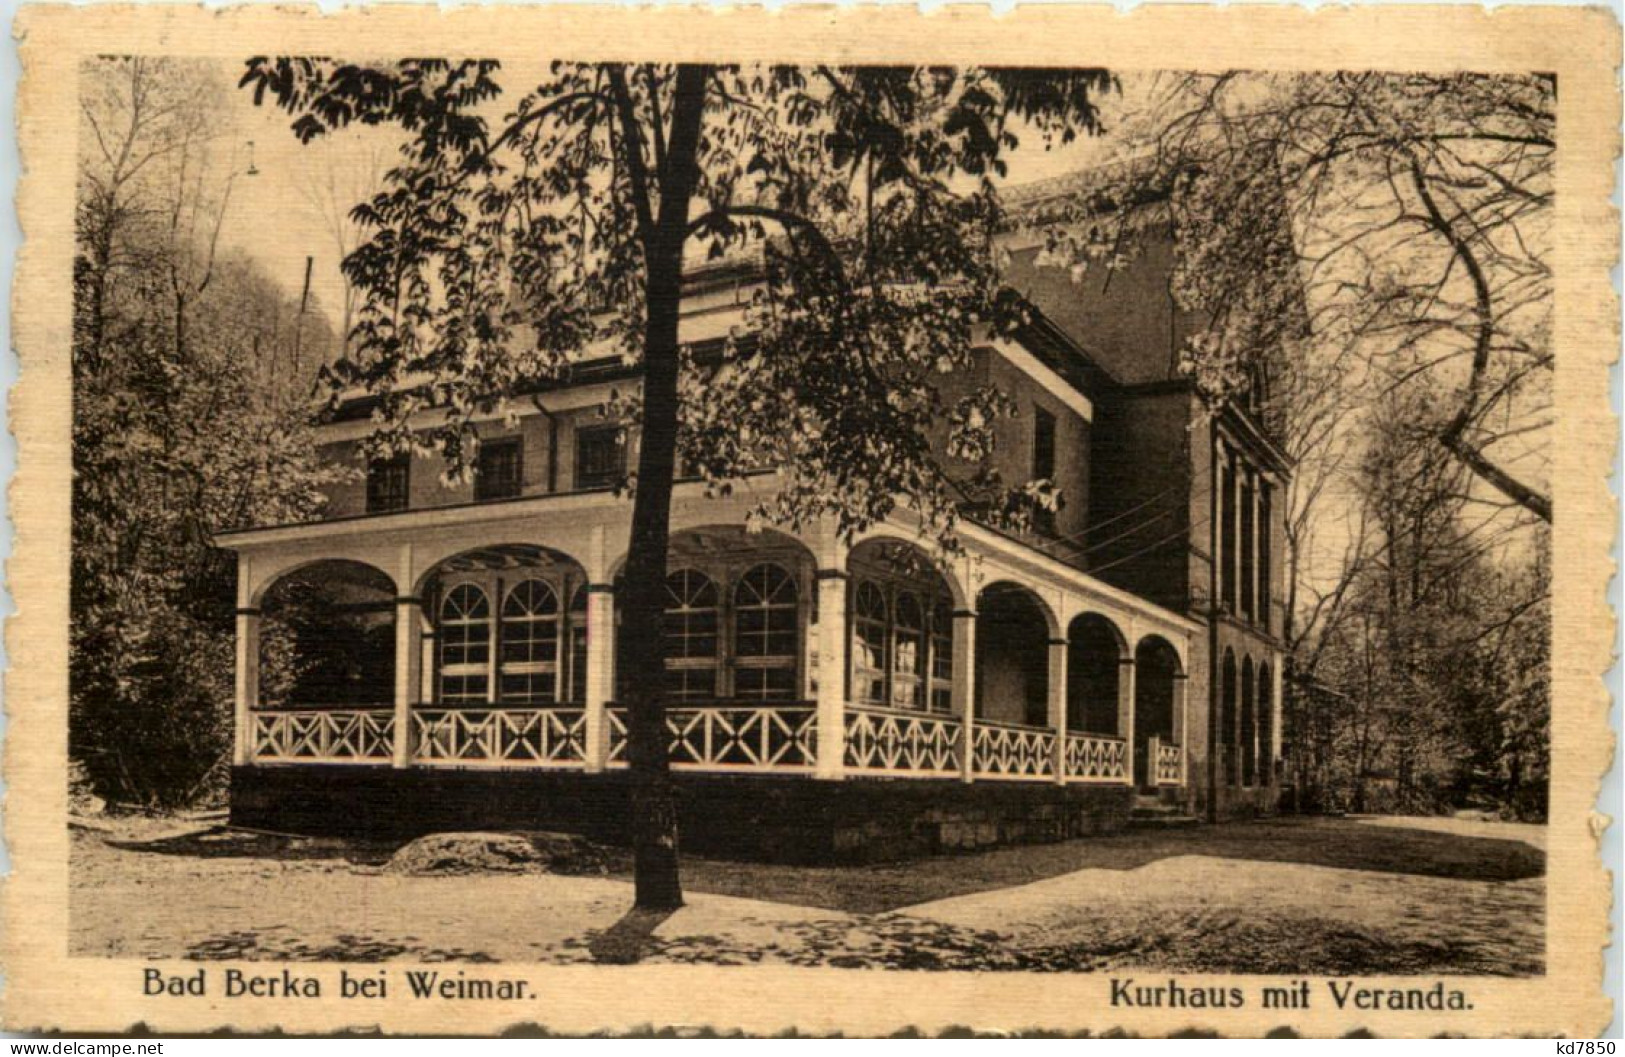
[412, 707, 587, 767]
[251, 709, 395, 764]
[1149, 736, 1183, 785]
[606, 703, 817, 773]
[1064, 732, 1129, 783]
[247, 703, 1154, 788]
[844, 704, 961, 777]
[970, 719, 1057, 781]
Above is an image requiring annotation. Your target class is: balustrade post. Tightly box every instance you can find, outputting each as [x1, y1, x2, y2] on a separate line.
[814, 570, 849, 779]
[232, 605, 261, 767]
[952, 610, 977, 783]
[583, 583, 616, 772]
[1172, 672, 1189, 786]
[1118, 657, 1136, 787]
[393, 596, 423, 768]
[1048, 637, 1068, 785]
[1147, 734, 1162, 785]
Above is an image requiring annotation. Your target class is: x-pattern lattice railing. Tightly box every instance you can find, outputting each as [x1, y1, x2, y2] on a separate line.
[412, 708, 587, 766]
[606, 704, 816, 772]
[844, 705, 960, 777]
[970, 720, 1057, 780]
[252, 709, 395, 763]
[1063, 732, 1128, 782]
[1154, 740, 1183, 784]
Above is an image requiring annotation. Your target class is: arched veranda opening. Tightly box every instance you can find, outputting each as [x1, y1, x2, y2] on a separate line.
[614, 525, 817, 704]
[257, 559, 396, 710]
[848, 538, 959, 714]
[1066, 612, 1126, 734]
[1134, 635, 1183, 788]
[418, 544, 591, 707]
[975, 582, 1054, 728]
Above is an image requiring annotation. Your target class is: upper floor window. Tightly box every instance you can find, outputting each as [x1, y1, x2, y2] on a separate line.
[1032, 406, 1058, 535]
[475, 438, 523, 502]
[576, 425, 625, 490]
[366, 452, 410, 514]
[1033, 406, 1057, 481]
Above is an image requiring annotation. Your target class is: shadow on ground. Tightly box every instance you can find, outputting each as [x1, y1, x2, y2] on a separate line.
[102, 827, 403, 867]
[100, 816, 1543, 917]
[664, 817, 1545, 914]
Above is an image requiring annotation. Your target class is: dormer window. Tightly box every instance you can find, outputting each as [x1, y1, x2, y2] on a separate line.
[475, 438, 523, 501]
[366, 452, 410, 514]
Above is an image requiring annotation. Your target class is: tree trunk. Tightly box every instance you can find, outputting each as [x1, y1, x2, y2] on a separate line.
[615, 64, 710, 911]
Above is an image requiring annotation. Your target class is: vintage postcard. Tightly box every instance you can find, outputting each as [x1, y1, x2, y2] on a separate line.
[6, 2, 1617, 1038]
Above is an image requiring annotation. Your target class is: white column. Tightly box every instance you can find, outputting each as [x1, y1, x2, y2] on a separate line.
[1118, 657, 1137, 787]
[814, 571, 849, 779]
[1172, 672, 1190, 786]
[392, 544, 419, 768]
[393, 597, 423, 768]
[1048, 638, 1068, 785]
[232, 607, 261, 767]
[1271, 656, 1285, 785]
[583, 584, 615, 772]
[952, 610, 977, 783]
[420, 627, 435, 703]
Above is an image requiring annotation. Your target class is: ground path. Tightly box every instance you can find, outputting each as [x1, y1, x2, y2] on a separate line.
[71, 815, 1542, 975]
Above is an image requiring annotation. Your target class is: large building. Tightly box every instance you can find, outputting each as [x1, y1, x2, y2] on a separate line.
[221, 198, 1289, 861]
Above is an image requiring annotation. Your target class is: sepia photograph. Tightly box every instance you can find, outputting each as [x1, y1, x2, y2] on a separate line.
[6, 3, 1615, 1038]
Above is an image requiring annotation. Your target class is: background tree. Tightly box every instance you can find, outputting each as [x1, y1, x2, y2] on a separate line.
[73, 57, 338, 807]
[244, 58, 1113, 908]
[1110, 71, 1553, 520]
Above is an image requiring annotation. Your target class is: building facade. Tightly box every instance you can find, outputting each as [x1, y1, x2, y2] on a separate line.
[221, 233, 1287, 860]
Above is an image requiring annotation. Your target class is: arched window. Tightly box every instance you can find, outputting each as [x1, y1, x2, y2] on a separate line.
[664, 569, 720, 702]
[567, 585, 589, 704]
[930, 597, 954, 713]
[1241, 657, 1257, 786]
[500, 580, 560, 703]
[891, 592, 925, 708]
[852, 581, 890, 707]
[439, 583, 491, 703]
[733, 563, 800, 701]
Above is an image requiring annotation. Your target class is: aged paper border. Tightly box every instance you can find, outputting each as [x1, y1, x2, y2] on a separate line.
[6, 3, 1617, 1037]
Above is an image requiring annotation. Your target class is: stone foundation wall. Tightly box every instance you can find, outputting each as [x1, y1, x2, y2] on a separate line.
[231, 767, 1136, 864]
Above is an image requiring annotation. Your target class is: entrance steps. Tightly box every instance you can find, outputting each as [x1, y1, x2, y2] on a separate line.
[1129, 794, 1201, 830]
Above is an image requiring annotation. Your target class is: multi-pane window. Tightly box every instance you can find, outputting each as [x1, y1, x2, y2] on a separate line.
[575, 425, 625, 490]
[1240, 472, 1256, 620]
[366, 452, 410, 513]
[891, 592, 925, 708]
[475, 439, 523, 501]
[663, 569, 720, 701]
[930, 597, 954, 713]
[733, 563, 800, 701]
[568, 585, 589, 704]
[438, 583, 491, 702]
[1032, 406, 1058, 535]
[852, 581, 890, 707]
[852, 579, 953, 712]
[1258, 483, 1272, 632]
[500, 580, 560, 703]
[1220, 460, 1236, 611]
